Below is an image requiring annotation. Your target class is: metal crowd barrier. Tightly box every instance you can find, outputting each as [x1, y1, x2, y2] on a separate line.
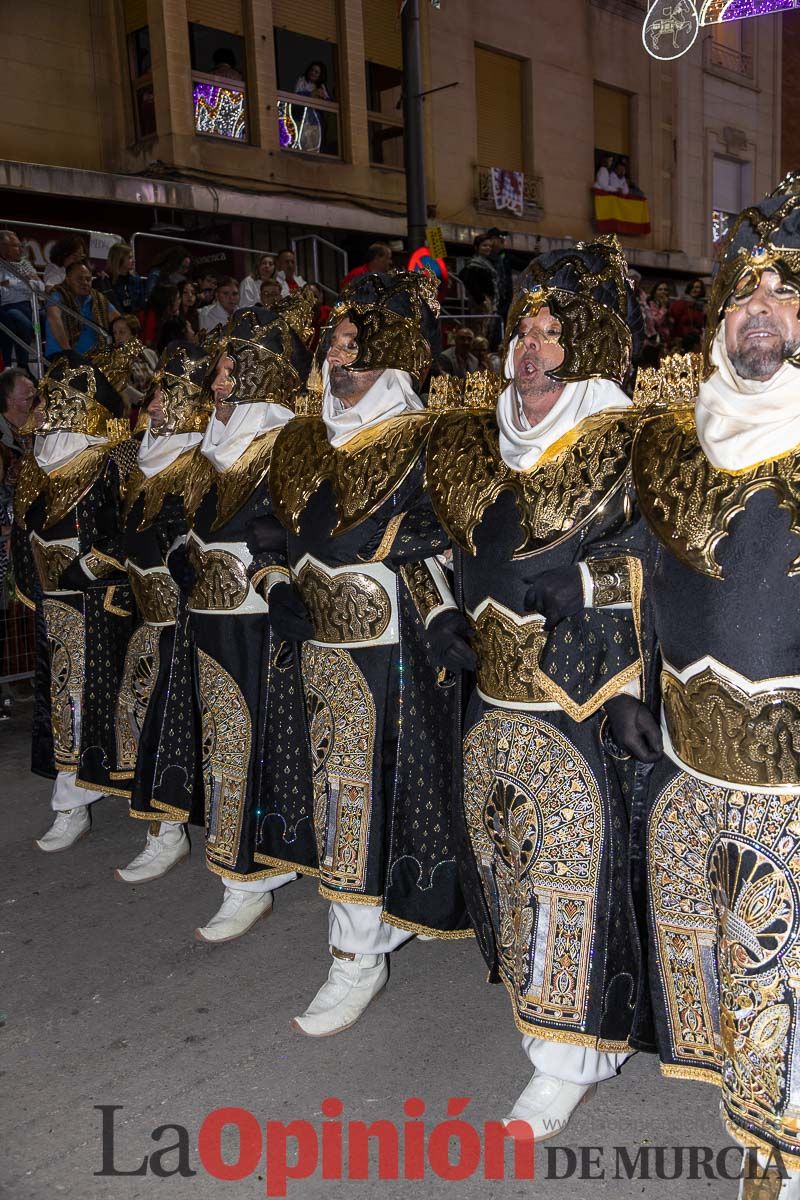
[0, 590, 35, 687]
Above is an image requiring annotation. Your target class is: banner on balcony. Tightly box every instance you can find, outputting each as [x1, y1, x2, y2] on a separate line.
[490, 168, 524, 217]
[592, 188, 651, 236]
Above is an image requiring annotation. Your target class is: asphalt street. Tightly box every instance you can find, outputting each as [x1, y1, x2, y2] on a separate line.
[1, 698, 741, 1200]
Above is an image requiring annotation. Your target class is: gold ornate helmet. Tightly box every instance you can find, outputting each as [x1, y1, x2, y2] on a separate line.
[704, 173, 800, 369]
[320, 270, 439, 383]
[144, 341, 212, 434]
[504, 236, 642, 385]
[24, 352, 128, 440]
[210, 296, 314, 408]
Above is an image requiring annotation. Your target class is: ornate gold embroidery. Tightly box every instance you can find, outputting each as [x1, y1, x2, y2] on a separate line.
[301, 644, 376, 894]
[428, 370, 504, 412]
[632, 352, 705, 410]
[197, 649, 252, 868]
[43, 446, 108, 529]
[13, 454, 46, 527]
[362, 512, 405, 562]
[586, 555, 632, 607]
[187, 543, 250, 611]
[212, 429, 280, 530]
[270, 413, 434, 535]
[83, 549, 124, 579]
[115, 624, 161, 773]
[634, 408, 800, 580]
[128, 568, 179, 625]
[123, 449, 197, 530]
[103, 585, 132, 617]
[472, 604, 550, 705]
[184, 453, 217, 521]
[30, 538, 78, 593]
[662, 667, 800, 789]
[295, 559, 392, 644]
[398, 560, 443, 623]
[650, 771, 800, 1160]
[463, 711, 604, 1033]
[43, 598, 85, 770]
[427, 408, 635, 556]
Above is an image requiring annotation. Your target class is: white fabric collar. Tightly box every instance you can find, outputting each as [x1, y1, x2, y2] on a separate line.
[695, 327, 800, 470]
[200, 401, 292, 472]
[137, 427, 202, 478]
[496, 337, 629, 472]
[34, 432, 107, 474]
[321, 362, 423, 448]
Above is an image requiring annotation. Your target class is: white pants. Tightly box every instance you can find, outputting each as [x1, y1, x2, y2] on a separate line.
[329, 901, 413, 955]
[50, 771, 103, 812]
[225, 871, 297, 894]
[522, 1035, 633, 1085]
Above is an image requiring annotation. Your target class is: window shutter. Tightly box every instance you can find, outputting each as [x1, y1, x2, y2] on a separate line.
[122, 0, 147, 33]
[271, 0, 338, 42]
[364, 0, 402, 68]
[187, 0, 243, 36]
[593, 83, 630, 157]
[474, 47, 523, 172]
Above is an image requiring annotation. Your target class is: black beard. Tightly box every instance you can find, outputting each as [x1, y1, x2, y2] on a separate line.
[329, 365, 361, 399]
[515, 370, 562, 399]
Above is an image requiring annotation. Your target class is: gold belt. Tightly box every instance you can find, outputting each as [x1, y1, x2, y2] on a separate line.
[31, 538, 78, 593]
[295, 558, 393, 646]
[187, 541, 250, 612]
[471, 602, 551, 706]
[662, 665, 800, 790]
[128, 567, 179, 625]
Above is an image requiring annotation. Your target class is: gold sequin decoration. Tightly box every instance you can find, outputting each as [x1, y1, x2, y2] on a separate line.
[197, 649, 251, 868]
[115, 623, 161, 773]
[128, 569, 179, 625]
[463, 711, 603, 1033]
[295, 559, 392, 644]
[301, 644, 376, 893]
[43, 598, 85, 770]
[187, 544, 250, 611]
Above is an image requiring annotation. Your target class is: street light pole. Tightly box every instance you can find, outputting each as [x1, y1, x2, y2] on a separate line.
[401, 0, 427, 251]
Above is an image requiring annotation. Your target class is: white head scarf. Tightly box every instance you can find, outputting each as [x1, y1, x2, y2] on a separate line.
[321, 360, 423, 448]
[137, 427, 203, 478]
[200, 401, 292, 472]
[34, 432, 107, 474]
[495, 336, 629, 472]
[696, 326, 800, 470]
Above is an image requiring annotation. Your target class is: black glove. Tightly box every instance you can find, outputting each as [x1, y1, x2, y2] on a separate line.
[425, 609, 477, 672]
[166, 544, 196, 593]
[268, 581, 314, 643]
[59, 559, 89, 592]
[93, 507, 120, 539]
[524, 566, 584, 631]
[604, 695, 663, 764]
[245, 515, 286, 556]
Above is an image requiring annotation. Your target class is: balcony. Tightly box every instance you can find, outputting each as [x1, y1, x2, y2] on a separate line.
[192, 73, 248, 142]
[703, 38, 754, 79]
[277, 92, 340, 159]
[475, 168, 543, 222]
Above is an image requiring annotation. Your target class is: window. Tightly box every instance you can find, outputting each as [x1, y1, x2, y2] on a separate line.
[712, 154, 752, 244]
[593, 82, 631, 184]
[364, 0, 404, 168]
[706, 19, 754, 76]
[273, 1, 340, 157]
[123, 0, 155, 140]
[474, 46, 523, 173]
[188, 2, 248, 142]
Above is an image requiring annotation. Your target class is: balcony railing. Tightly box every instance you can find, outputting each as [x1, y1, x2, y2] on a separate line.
[277, 92, 340, 158]
[192, 72, 248, 141]
[475, 168, 543, 221]
[704, 38, 753, 78]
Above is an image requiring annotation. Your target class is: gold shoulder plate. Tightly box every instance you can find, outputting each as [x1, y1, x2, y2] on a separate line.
[184, 452, 217, 523]
[43, 444, 109, 530]
[124, 448, 199, 531]
[428, 408, 636, 556]
[212, 428, 281, 531]
[633, 406, 800, 578]
[270, 413, 435, 535]
[13, 454, 46, 527]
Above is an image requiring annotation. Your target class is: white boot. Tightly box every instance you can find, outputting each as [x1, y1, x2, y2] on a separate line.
[739, 1151, 800, 1198]
[35, 806, 91, 853]
[292, 947, 388, 1037]
[504, 1071, 596, 1143]
[194, 885, 273, 944]
[116, 821, 189, 883]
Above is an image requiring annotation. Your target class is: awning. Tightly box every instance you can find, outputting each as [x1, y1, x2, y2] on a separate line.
[592, 188, 651, 236]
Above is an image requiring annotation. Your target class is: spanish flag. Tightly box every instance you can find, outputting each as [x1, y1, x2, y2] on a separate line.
[592, 188, 651, 236]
